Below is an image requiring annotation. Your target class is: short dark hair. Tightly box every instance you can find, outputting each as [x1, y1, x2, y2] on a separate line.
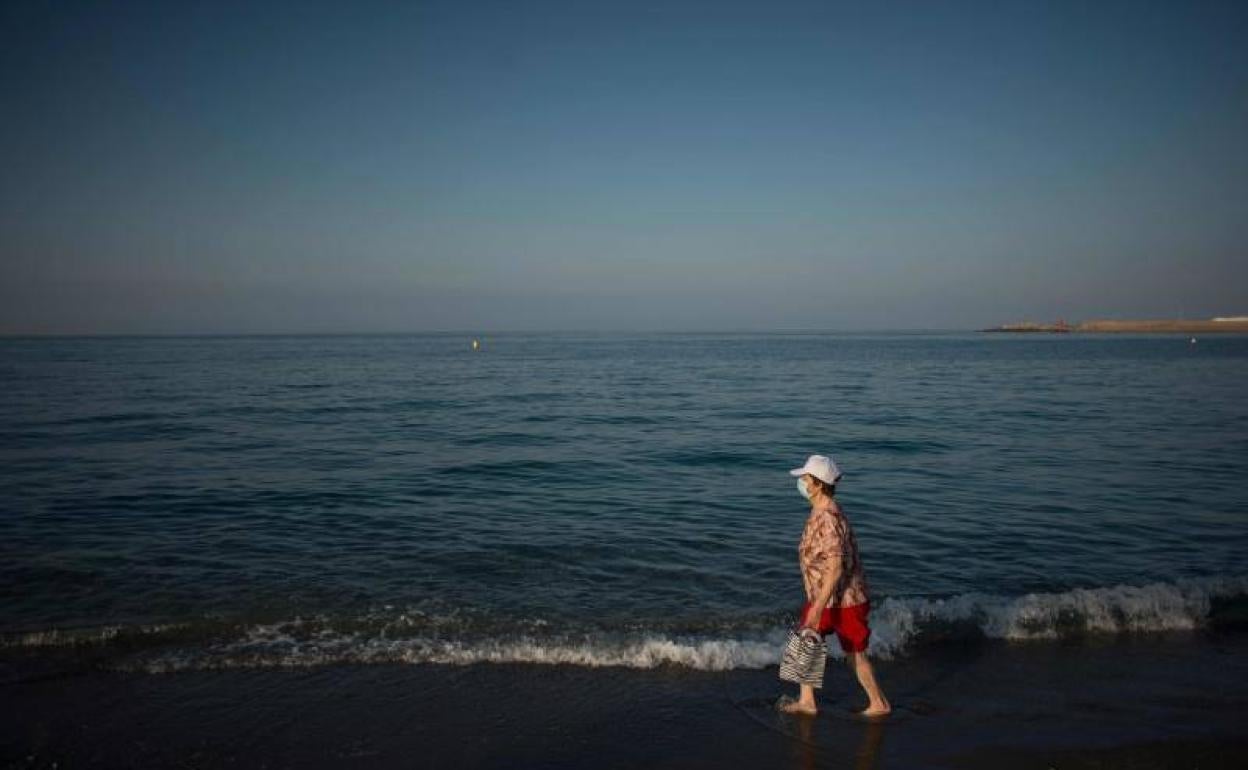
[811, 476, 837, 497]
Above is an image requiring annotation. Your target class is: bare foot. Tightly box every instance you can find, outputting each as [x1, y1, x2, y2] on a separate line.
[778, 698, 818, 716]
[856, 703, 891, 719]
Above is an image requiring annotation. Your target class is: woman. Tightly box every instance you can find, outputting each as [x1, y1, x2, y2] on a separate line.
[781, 454, 891, 717]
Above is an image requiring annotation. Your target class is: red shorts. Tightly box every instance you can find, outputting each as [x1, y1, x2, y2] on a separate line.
[799, 601, 871, 653]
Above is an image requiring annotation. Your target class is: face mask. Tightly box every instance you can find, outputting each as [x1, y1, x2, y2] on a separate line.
[797, 478, 812, 501]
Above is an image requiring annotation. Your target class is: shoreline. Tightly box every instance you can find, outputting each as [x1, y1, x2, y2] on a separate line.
[4, 630, 1247, 769]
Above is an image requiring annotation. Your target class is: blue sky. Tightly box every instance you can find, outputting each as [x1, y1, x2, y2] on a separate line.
[2, 0, 1246, 333]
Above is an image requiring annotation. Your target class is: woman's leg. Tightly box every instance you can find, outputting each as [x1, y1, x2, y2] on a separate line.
[797, 682, 818, 710]
[780, 682, 819, 715]
[780, 602, 823, 715]
[846, 652, 890, 715]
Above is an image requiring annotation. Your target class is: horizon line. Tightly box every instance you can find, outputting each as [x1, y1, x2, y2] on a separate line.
[0, 327, 983, 339]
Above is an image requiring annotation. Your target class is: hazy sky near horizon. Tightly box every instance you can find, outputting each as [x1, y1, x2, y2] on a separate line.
[3, 0, 1246, 333]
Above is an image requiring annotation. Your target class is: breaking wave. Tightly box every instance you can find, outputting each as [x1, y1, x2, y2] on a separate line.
[0, 622, 194, 650]
[5, 576, 1246, 674]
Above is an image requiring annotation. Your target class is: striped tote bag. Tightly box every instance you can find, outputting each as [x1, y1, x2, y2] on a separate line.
[778, 628, 827, 688]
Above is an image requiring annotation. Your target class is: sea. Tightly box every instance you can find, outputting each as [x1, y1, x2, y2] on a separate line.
[3, 331, 1246, 682]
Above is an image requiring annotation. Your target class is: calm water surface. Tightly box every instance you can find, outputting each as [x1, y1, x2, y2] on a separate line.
[2, 333, 1246, 671]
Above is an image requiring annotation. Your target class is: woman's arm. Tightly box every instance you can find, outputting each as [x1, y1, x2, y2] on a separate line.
[803, 563, 841, 629]
[802, 512, 844, 628]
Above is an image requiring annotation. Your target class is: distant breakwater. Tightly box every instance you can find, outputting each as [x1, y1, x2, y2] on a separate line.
[984, 318, 1248, 333]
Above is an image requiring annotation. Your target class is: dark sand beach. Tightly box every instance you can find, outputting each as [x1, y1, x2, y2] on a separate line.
[4, 629, 1247, 769]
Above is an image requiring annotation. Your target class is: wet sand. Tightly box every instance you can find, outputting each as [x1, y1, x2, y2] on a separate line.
[3, 630, 1247, 768]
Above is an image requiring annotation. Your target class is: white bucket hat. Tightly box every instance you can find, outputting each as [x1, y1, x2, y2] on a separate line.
[789, 454, 842, 485]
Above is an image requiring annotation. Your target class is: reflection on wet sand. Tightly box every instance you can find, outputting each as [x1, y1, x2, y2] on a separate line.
[789, 713, 887, 770]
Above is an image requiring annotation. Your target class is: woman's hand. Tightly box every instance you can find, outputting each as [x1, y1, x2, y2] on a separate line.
[802, 604, 822, 630]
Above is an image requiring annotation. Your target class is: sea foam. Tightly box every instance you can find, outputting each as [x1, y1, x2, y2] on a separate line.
[7, 576, 1245, 674]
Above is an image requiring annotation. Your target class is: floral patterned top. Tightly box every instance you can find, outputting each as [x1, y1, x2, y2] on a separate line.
[798, 499, 869, 608]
